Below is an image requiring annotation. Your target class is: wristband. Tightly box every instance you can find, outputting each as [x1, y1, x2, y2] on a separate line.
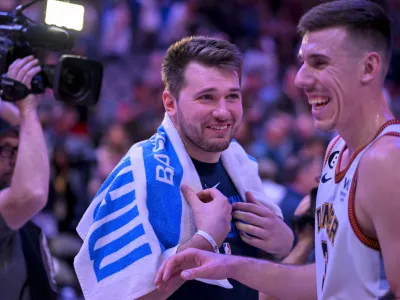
[195, 230, 220, 253]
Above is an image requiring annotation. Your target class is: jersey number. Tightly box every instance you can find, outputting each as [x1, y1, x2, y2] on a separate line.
[321, 240, 328, 290]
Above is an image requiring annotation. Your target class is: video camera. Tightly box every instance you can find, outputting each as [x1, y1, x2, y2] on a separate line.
[0, 0, 103, 106]
[291, 187, 318, 233]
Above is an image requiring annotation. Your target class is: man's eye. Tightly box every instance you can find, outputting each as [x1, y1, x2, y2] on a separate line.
[199, 94, 213, 100]
[314, 61, 327, 68]
[227, 94, 240, 100]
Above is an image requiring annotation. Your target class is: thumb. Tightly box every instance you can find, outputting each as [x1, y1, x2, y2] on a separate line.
[181, 185, 199, 205]
[245, 191, 261, 205]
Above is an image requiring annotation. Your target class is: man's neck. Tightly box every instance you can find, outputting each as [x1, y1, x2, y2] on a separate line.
[185, 145, 221, 163]
[338, 96, 394, 155]
[181, 136, 222, 163]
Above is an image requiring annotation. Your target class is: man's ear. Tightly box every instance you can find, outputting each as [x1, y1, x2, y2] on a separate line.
[162, 90, 177, 117]
[360, 52, 381, 84]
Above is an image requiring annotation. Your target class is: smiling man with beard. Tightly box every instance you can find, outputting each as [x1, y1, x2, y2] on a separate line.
[155, 1, 400, 300]
[74, 36, 293, 300]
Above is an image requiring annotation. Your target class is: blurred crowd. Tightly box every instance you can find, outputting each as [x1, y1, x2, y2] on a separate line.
[1, 0, 400, 298]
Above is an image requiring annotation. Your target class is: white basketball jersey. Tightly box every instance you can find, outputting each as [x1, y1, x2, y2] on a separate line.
[315, 120, 400, 300]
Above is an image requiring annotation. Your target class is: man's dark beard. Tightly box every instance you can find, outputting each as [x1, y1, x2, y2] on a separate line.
[179, 120, 233, 153]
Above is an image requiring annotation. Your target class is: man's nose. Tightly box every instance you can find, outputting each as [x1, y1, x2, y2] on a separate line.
[294, 64, 315, 90]
[212, 99, 230, 120]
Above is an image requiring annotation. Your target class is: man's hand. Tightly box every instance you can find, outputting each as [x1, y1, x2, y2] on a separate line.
[233, 191, 294, 258]
[155, 248, 231, 291]
[7, 55, 41, 109]
[181, 185, 232, 247]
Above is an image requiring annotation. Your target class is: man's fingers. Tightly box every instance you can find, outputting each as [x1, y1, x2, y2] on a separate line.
[181, 185, 199, 205]
[239, 231, 264, 249]
[182, 186, 226, 204]
[197, 187, 224, 200]
[197, 190, 214, 203]
[16, 58, 39, 82]
[7, 59, 22, 78]
[244, 191, 261, 205]
[154, 259, 168, 286]
[232, 202, 274, 217]
[236, 221, 265, 239]
[21, 66, 41, 89]
[163, 258, 179, 281]
[7, 56, 35, 79]
[233, 210, 264, 227]
[161, 249, 196, 281]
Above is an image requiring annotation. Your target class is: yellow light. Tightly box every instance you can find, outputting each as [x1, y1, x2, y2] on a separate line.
[45, 0, 84, 31]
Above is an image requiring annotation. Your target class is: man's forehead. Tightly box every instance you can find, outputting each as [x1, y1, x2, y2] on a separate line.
[298, 27, 349, 58]
[183, 62, 240, 89]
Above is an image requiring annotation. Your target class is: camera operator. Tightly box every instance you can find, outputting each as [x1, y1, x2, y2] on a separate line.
[0, 55, 56, 300]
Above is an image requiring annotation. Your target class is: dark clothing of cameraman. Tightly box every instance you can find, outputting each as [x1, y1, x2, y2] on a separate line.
[0, 216, 57, 300]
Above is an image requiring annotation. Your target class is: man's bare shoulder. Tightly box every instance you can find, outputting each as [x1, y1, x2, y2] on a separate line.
[361, 134, 400, 169]
[357, 134, 400, 218]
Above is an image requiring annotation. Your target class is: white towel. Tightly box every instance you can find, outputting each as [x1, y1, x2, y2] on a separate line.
[74, 114, 282, 300]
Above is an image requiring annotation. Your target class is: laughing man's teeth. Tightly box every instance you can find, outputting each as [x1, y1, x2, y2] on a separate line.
[309, 97, 330, 105]
[210, 125, 228, 131]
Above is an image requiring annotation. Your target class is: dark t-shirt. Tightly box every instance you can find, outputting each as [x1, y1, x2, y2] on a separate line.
[168, 158, 259, 300]
[0, 216, 30, 300]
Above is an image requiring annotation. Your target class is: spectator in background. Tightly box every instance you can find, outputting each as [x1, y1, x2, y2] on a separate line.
[251, 112, 294, 181]
[101, 0, 132, 59]
[279, 154, 322, 231]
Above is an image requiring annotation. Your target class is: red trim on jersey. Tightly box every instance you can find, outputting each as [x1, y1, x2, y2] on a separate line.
[348, 131, 400, 251]
[348, 168, 380, 250]
[323, 135, 341, 167]
[335, 120, 400, 183]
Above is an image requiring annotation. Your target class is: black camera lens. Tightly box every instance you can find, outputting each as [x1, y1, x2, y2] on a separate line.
[53, 55, 103, 105]
[60, 64, 89, 99]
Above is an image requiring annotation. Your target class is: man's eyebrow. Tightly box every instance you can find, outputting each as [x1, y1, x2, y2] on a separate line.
[195, 88, 217, 96]
[195, 87, 241, 96]
[298, 53, 330, 62]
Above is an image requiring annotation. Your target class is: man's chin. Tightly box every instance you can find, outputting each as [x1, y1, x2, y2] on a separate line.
[201, 139, 232, 152]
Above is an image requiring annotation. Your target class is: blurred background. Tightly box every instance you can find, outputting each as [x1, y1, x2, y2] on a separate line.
[1, 0, 399, 299]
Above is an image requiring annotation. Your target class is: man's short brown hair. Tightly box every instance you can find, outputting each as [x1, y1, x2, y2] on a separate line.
[298, 0, 392, 76]
[161, 36, 243, 98]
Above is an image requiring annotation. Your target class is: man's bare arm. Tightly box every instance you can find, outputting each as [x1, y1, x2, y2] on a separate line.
[230, 257, 317, 300]
[155, 249, 317, 300]
[0, 56, 49, 229]
[0, 101, 20, 125]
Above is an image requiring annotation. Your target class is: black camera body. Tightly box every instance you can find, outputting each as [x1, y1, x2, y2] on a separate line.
[292, 187, 318, 233]
[0, 3, 103, 106]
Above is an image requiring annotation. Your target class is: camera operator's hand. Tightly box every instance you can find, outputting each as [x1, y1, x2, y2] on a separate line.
[181, 185, 232, 248]
[7, 55, 41, 109]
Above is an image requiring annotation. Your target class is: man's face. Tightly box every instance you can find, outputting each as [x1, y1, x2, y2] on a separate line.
[0, 135, 18, 189]
[295, 27, 363, 132]
[171, 62, 243, 157]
